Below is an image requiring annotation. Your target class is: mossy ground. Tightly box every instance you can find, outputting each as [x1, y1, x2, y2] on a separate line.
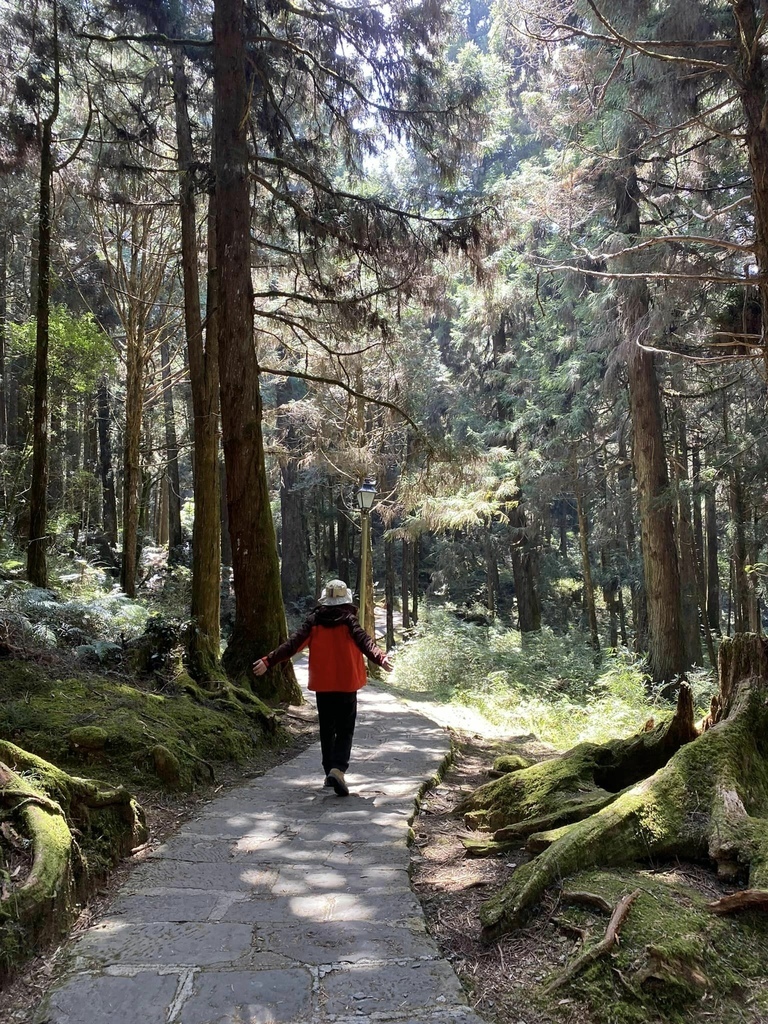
[412, 732, 768, 1024]
[0, 655, 285, 792]
[545, 867, 768, 1024]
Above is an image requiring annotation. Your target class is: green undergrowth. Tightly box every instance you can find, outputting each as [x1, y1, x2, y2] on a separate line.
[538, 868, 768, 1024]
[0, 657, 284, 792]
[387, 610, 715, 747]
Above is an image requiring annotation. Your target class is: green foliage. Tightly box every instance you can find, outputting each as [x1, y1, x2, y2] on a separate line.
[9, 306, 115, 396]
[387, 610, 713, 747]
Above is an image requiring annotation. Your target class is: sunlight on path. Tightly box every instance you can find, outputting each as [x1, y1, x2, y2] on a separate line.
[33, 660, 486, 1024]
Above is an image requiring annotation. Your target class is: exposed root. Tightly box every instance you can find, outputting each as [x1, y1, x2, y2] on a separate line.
[707, 889, 768, 914]
[477, 637, 768, 939]
[542, 889, 640, 995]
[560, 890, 613, 915]
[459, 684, 697, 845]
[0, 740, 146, 979]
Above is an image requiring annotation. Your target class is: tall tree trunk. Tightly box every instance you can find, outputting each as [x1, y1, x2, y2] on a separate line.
[337, 492, 350, 583]
[616, 159, 686, 682]
[160, 339, 183, 560]
[385, 533, 395, 649]
[618, 422, 647, 653]
[27, 9, 59, 586]
[96, 379, 118, 545]
[120, 320, 144, 598]
[401, 537, 411, 629]
[671, 399, 703, 667]
[509, 500, 541, 634]
[213, 0, 299, 701]
[705, 475, 721, 635]
[573, 457, 600, 653]
[276, 376, 308, 603]
[0, 229, 7, 466]
[172, 47, 222, 680]
[412, 533, 420, 624]
[733, 0, 768, 375]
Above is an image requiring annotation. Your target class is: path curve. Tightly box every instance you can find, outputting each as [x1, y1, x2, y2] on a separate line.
[34, 682, 486, 1024]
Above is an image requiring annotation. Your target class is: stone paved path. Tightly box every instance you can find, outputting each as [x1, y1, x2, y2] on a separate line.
[34, 682, 486, 1024]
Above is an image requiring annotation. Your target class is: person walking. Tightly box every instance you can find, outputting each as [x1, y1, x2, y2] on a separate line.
[253, 580, 393, 796]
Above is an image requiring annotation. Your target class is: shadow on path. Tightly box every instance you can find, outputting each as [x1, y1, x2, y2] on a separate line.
[33, 676, 486, 1024]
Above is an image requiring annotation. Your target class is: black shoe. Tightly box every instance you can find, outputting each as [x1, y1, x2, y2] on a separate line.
[327, 768, 349, 796]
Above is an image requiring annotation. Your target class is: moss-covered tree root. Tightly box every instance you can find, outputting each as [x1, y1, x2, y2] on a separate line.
[477, 635, 768, 938]
[0, 740, 146, 979]
[458, 684, 696, 853]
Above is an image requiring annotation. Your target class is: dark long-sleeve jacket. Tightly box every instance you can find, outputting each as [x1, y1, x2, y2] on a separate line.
[263, 604, 387, 692]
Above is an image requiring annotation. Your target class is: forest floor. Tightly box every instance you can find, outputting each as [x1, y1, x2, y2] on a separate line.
[411, 729, 768, 1024]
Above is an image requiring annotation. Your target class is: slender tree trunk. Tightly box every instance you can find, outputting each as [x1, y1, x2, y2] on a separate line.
[733, 0, 768, 376]
[27, 14, 60, 586]
[401, 537, 411, 629]
[160, 339, 183, 560]
[602, 548, 619, 649]
[0, 229, 7, 467]
[337, 493, 350, 583]
[412, 533, 420, 624]
[385, 533, 395, 649]
[616, 159, 686, 682]
[705, 479, 721, 635]
[214, 0, 299, 701]
[120, 321, 144, 598]
[671, 400, 702, 667]
[276, 377, 308, 603]
[172, 47, 222, 680]
[158, 475, 169, 547]
[573, 457, 600, 653]
[96, 379, 118, 545]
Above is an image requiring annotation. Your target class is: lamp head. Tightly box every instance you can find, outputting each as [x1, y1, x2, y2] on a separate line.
[356, 478, 376, 511]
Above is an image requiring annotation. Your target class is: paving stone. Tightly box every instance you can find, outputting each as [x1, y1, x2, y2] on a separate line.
[35, 970, 178, 1024]
[320, 960, 469, 1015]
[109, 890, 224, 923]
[176, 968, 313, 1024]
[253, 920, 439, 964]
[218, 891, 423, 925]
[72, 921, 254, 966]
[125, 860, 277, 893]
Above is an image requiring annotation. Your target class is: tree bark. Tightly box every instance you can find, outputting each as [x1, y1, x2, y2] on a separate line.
[509, 500, 542, 634]
[616, 160, 686, 682]
[573, 456, 600, 652]
[172, 47, 223, 681]
[27, 9, 60, 586]
[401, 537, 411, 629]
[276, 377, 308, 603]
[96, 379, 118, 545]
[733, 0, 768, 376]
[213, 0, 299, 702]
[385, 533, 395, 649]
[160, 339, 183, 560]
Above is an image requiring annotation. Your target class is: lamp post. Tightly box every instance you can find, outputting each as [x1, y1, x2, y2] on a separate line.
[356, 479, 376, 630]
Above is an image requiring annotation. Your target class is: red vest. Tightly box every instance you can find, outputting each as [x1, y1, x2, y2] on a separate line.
[303, 624, 368, 693]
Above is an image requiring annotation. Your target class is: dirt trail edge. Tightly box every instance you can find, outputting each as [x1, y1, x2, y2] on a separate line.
[33, 682, 487, 1024]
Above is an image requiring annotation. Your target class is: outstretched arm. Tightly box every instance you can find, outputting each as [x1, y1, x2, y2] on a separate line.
[253, 617, 313, 675]
[349, 621, 394, 672]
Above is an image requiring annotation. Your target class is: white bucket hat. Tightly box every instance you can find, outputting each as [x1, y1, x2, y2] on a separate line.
[319, 580, 355, 606]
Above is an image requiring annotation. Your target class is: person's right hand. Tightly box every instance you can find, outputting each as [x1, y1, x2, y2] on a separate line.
[252, 659, 268, 676]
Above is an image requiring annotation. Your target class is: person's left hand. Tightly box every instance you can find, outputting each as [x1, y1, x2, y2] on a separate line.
[252, 659, 268, 676]
[382, 656, 394, 673]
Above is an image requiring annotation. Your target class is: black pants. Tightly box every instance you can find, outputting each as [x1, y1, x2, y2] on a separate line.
[315, 691, 358, 775]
